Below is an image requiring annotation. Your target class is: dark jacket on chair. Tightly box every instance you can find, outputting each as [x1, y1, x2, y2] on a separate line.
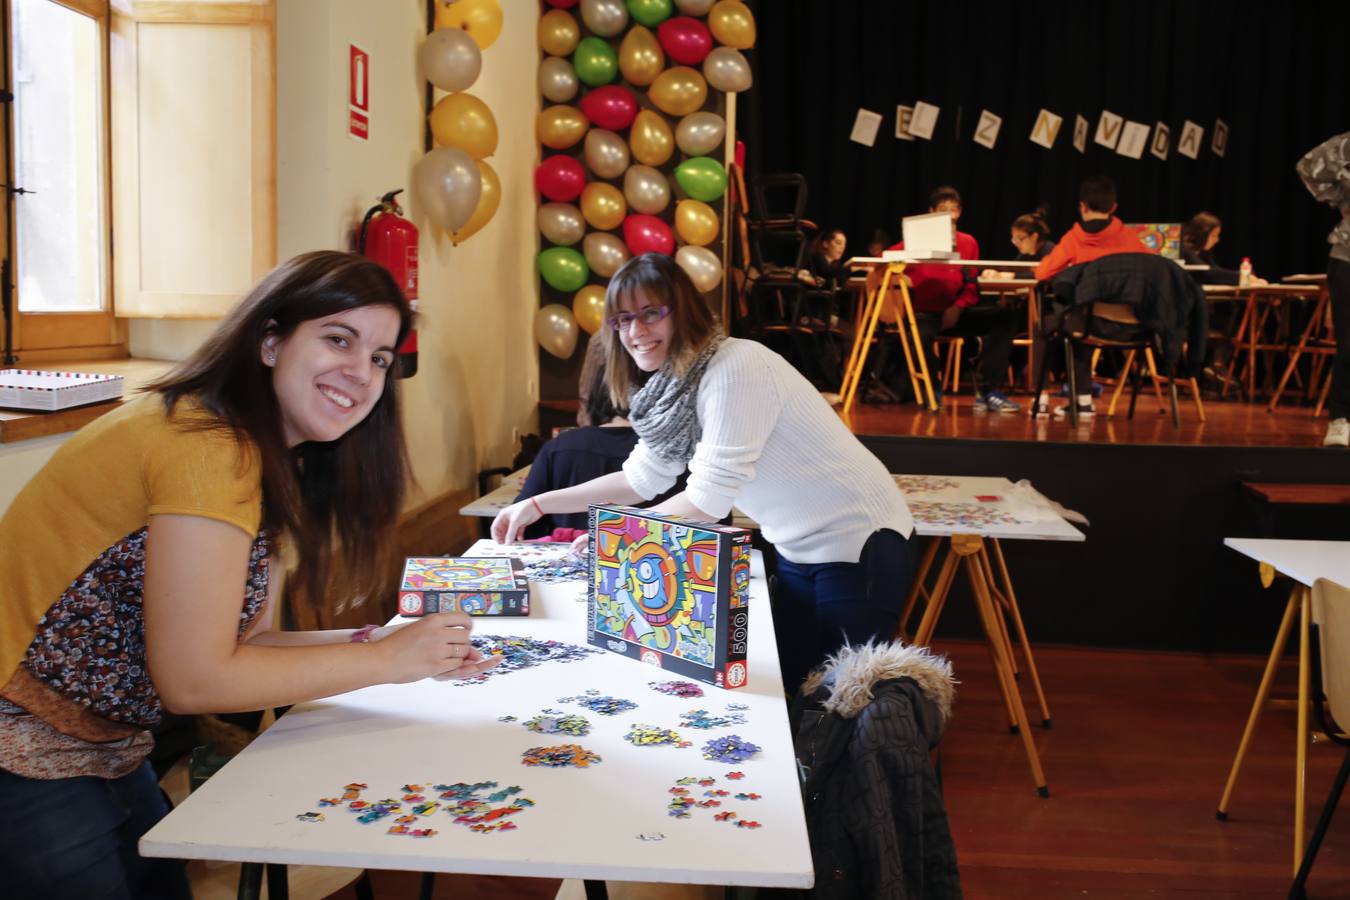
[791, 642, 962, 899]
[1048, 252, 1209, 376]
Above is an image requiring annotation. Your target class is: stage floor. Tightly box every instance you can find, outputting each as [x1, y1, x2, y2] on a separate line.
[840, 394, 1331, 449]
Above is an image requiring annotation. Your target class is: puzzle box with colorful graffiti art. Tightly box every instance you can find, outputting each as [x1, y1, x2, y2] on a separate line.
[587, 505, 752, 690]
[397, 557, 529, 616]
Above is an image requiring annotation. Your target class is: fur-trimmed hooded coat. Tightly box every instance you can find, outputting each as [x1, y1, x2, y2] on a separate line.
[791, 642, 962, 899]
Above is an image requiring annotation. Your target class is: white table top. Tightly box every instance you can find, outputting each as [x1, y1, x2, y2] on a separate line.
[140, 546, 812, 889]
[1223, 538, 1350, 588]
[897, 474, 1085, 542]
[846, 256, 1039, 269]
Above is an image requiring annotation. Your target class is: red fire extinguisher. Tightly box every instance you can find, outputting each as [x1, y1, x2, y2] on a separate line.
[359, 189, 419, 378]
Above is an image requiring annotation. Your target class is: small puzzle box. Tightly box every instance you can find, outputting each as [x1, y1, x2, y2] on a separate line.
[397, 557, 529, 616]
[587, 504, 752, 690]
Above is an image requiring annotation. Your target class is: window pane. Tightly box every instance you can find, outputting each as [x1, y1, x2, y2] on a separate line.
[13, 0, 106, 312]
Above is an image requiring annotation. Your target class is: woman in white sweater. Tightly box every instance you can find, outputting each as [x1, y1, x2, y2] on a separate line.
[493, 253, 914, 691]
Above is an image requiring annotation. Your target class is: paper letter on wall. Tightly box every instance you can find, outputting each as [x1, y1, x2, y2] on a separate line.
[1212, 119, 1229, 158]
[895, 106, 915, 141]
[1151, 122, 1171, 160]
[1178, 120, 1204, 160]
[850, 109, 882, 147]
[1073, 115, 1089, 153]
[1095, 110, 1124, 149]
[974, 110, 1002, 149]
[1117, 121, 1149, 159]
[908, 101, 939, 140]
[1029, 109, 1063, 149]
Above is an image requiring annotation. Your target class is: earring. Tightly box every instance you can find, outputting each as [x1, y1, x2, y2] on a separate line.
[268, 354, 276, 363]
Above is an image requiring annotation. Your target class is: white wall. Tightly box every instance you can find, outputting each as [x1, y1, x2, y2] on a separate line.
[275, 0, 539, 507]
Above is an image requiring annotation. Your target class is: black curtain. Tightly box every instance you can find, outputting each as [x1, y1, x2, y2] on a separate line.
[741, 0, 1350, 277]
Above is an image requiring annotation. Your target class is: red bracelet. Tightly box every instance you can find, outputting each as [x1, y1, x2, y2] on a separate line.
[530, 496, 544, 516]
[350, 624, 379, 643]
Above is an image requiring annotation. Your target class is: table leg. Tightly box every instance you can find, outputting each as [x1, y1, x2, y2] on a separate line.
[898, 279, 939, 410]
[1295, 583, 1311, 875]
[963, 542, 1049, 797]
[912, 541, 960, 647]
[267, 864, 289, 900]
[584, 879, 610, 899]
[419, 872, 436, 900]
[1216, 582, 1301, 819]
[898, 536, 941, 638]
[237, 863, 263, 900]
[840, 267, 894, 416]
[991, 539, 1052, 728]
[1221, 293, 1254, 399]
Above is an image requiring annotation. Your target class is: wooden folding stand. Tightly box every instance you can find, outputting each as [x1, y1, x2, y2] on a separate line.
[838, 259, 939, 418]
[898, 532, 1052, 797]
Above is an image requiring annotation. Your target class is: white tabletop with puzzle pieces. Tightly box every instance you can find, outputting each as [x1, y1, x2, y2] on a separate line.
[140, 542, 812, 890]
[895, 473, 1085, 542]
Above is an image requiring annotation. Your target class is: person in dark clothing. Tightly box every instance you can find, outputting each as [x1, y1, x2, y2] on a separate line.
[1297, 132, 1350, 447]
[806, 228, 851, 290]
[1011, 208, 1057, 263]
[1179, 212, 1268, 286]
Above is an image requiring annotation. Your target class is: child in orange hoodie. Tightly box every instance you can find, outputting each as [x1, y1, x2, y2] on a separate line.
[1032, 176, 1156, 417]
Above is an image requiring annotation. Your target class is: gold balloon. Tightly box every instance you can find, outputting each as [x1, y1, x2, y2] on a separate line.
[429, 92, 498, 159]
[648, 66, 707, 117]
[618, 25, 664, 87]
[580, 182, 627, 231]
[537, 105, 589, 150]
[707, 0, 755, 50]
[450, 159, 501, 245]
[675, 199, 719, 246]
[435, 0, 503, 50]
[572, 284, 608, 335]
[538, 9, 581, 56]
[629, 109, 674, 167]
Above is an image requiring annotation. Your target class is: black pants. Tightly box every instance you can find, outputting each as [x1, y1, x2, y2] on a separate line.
[915, 300, 1020, 394]
[1032, 306, 1146, 394]
[1329, 257, 1350, 420]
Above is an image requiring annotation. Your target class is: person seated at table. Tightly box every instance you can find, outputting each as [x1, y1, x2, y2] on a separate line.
[1034, 176, 1153, 282]
[886, 185, 1021, 413]
[981, 207, 1058, 281]
[491, 253, 915, 696]
[865, 227, 891, 259]
[515, 365, 685, 540]
[0, 252, 498, 898]
[806, 228, 851, 290]
[1180, 211, 1268, 286]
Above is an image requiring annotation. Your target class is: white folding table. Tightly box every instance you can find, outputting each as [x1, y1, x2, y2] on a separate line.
[140, 542, 811, 897]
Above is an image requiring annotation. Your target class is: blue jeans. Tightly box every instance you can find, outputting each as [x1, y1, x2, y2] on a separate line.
[769, 529, 915, 695]
[0, 760, 192, 900]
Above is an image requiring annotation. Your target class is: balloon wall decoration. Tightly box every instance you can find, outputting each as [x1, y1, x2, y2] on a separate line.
[535, 0, 756, 359]
[415, 1, 503, 245]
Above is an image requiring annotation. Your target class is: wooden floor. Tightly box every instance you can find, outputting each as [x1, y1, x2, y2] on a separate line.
[300, 641, 1350, 899]
[841, 393, 1330, 448]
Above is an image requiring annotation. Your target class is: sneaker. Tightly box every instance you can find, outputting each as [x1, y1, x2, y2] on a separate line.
[1058, 381, 1104, 398]
[1031, 393, 1051, 418]
[1053, 398, 1095, 420]
[1326, 418, 1350, 447]
[974, 391, 1022, 414]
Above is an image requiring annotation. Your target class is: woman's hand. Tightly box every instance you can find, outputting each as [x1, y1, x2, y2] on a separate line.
[375, 612, 500, 682]
[491, 498, 544, 544]
[569, 532, 590, 558]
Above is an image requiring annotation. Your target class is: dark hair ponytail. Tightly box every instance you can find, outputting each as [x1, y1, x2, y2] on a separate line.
[1012, 204, 1052, 239]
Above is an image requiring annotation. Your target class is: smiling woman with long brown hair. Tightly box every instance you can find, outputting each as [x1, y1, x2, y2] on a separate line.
[0, 251, 496, 897]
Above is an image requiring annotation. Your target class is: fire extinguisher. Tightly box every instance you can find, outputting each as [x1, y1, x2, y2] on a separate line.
[359, 189, 419, 379]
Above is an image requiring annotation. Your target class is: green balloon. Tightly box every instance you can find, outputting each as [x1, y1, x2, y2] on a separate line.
[573, 37, 618, 88]
[674, 157, 727, 203]
[627, 0, 672, 28]
[538, 246, 590, 292]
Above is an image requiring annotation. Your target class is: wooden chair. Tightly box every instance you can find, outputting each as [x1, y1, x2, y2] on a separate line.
[1290, 578, 1350, 897]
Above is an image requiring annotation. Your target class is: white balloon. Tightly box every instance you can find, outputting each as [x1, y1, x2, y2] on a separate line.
[538, 56, 579, 103]
[534, 304, 580, 359]
[623, 164, 671, 216]
[420, 28, 482, 93]
[676, 111, 726, 156]
[584, 129, 630, 180]
[413, 147, 482, 232]
[703, 46, 752, 93]
[583, 232, 631, 278]
[676, 245, 723, 293]
[580, 0, 628, 37]
[537, 203, 587, 246]
[674, 0, 715, 13]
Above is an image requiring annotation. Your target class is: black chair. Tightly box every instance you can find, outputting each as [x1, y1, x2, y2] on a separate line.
[1290, 578, 1350, 899]
[741, 173, 818, 372]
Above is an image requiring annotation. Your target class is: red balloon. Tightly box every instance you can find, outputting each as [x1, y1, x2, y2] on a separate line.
[545, 0, 578, 7]
[657, 17, 713, 66]
[623, 214, 675, 256]
[535, 155, 586, 202]
[579, 85, 639, 131]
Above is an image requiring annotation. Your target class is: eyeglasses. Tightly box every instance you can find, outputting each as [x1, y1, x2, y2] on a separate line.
[607, 305, 671, 331]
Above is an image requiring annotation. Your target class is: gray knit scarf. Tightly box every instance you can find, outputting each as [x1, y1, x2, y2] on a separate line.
[629, 330, 727, 464]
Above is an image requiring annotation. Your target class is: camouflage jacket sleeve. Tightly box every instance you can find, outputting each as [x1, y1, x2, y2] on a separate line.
[1297, 132, 1350, 206]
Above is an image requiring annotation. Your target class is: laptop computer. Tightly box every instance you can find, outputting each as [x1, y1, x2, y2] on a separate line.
[884, 211, 959, 261]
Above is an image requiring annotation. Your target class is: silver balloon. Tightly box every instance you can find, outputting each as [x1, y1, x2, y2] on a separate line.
[623, 164, 671, 216]
[674, 0, 715, 13]
[675, 111, 726, 156]
[580, 0, 628, 37]
[537, 203, 586, 246]
[534, 303, 579, 359]
[420, 28, 482, 93]
[676, 245, 723, 293]
[413, 147, 481, 232]
[583, 232, 631, 278]
[703, 46, 752, 93]
[538, 56, 579, 104]
[583, 129, 630, 180]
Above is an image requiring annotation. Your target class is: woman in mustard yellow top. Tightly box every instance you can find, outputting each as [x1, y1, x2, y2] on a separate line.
[0, 251, 496, 898]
